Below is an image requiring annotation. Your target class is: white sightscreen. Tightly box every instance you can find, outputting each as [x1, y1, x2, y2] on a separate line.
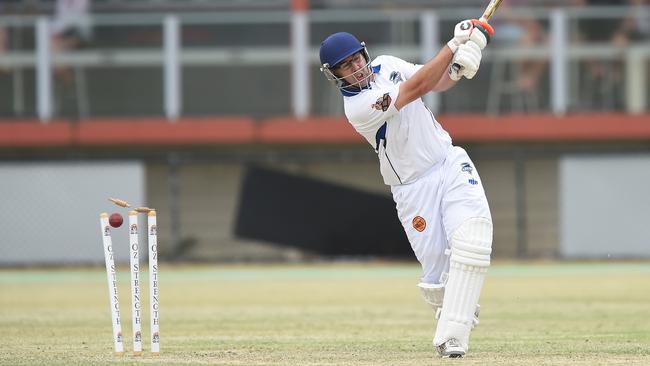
[559, 154, 650, 258]
[0, 161, 144, 265]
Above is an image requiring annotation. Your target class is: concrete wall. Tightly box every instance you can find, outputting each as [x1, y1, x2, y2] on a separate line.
[560, 154, 650, 258]
[146, 156, 560, 261]
[0, 154, 563, 265]
[526, 159, 559, 258]
[0, 161, 144, 265]
[478, 159, 519, 258]
[147, 164, 305, 262]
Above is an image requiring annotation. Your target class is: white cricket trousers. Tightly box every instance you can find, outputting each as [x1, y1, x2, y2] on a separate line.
[390, 146, 491, 284]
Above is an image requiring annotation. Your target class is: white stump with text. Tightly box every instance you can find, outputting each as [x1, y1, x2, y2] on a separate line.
[128, 211, 142, 355]
[148, 211, 160, 354]
[100, 213, 124, 355]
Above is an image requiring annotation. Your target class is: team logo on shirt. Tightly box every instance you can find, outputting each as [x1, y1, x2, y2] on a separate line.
[461, 162, 473, 175]
[371, 93, 392, 112]
[412, 216, 426, 232]
[389, 71, 403, 84]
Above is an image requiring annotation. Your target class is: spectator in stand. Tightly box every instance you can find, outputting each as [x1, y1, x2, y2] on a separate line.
[483, 0, 548, 113]
[574, 0, 632, 109]
[50, 0, 92, 50]
[50, 0, 92, 118]
[495, 0, 547, 97]
[50, 0, 92, 80]
[620, 0, 650, 42]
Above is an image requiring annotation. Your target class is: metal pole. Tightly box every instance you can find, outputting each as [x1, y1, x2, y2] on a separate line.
[291, 2, 310, 119]
[626, 46, 646, 114]
[550, 9, 568, 115]
[36, 17, 52, 122]
[420, 11, 440, 113]
[164, 15, 181, 121]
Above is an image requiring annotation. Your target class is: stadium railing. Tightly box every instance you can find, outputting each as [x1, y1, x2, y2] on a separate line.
[0, 5, 647, 121]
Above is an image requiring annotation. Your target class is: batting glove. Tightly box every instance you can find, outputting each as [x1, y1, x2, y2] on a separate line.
[448, 40, 482, 81]
[447, 19, 494, 53]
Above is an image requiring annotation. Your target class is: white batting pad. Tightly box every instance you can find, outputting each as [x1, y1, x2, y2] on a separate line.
[433, 217, 492, 350]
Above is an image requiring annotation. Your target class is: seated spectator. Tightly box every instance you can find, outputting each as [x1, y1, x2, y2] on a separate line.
[50, 0, 92, 51]
[620, 0, 650, 42]
[487, 0, 547, 112]
[500, 0, 547, 95]
[574, 0, 631, 110]
[50, 0, 92, 118]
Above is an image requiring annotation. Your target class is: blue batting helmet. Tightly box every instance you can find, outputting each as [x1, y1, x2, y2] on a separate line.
[319, 32, 372, 94]
[319, 32, 365, 69]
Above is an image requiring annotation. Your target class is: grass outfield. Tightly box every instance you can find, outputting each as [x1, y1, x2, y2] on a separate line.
[1, 262, 649, 365]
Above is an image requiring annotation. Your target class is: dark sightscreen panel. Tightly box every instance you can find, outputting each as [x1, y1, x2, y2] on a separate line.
[234, 166, 412, 258]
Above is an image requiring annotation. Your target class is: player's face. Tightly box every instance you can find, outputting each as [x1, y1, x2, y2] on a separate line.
[334, 52, 371, 88]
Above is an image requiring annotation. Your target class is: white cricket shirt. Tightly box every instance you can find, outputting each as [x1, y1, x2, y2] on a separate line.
[343, 55, 453, 186]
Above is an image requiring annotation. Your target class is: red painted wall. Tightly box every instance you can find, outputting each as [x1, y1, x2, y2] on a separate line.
[1, 113, 649, 148]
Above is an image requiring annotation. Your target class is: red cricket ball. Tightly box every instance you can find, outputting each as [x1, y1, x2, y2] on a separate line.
[109, 213, 123, 228]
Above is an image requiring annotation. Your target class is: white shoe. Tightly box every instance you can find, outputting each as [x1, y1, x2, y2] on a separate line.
[436, 338, 465, 358]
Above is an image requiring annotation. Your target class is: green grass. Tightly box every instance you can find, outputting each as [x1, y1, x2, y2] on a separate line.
[1, 262, 649, 365]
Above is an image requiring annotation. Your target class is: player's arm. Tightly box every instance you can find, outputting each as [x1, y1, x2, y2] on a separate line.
[431, 39, 483, 93]
[431, 68, 459, 93]
[395, 19, 492, 109]
[394, 46, 453, 110]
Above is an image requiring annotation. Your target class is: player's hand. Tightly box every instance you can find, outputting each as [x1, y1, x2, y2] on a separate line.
[448, 41, 482, 81]
[447, 19, 494, 53]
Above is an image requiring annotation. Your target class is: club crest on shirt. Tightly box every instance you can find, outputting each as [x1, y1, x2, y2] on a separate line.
[461, 162, 473, 175]
[389, 71, 403, 84]
[412, 216, 426, 232]
[371, 93, 392, 112]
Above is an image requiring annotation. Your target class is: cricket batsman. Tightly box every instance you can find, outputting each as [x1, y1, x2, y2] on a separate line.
[319, 19, 495, 358]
